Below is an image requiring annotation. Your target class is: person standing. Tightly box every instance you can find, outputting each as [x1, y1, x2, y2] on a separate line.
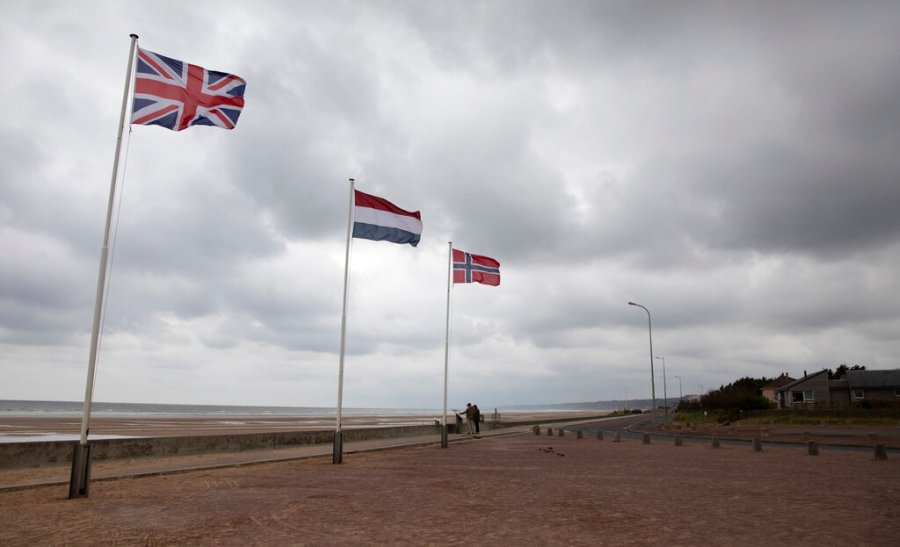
[472, 404, 481, 434]
[463, 403, 477, 435]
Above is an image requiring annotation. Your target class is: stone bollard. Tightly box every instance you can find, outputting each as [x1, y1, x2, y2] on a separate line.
[874, 444, 888, 461]
[596, 431, 604, 441]
[558, 429, 565, 437]
[674, 434, 683, 447]
[613, 431, 621, 443]
[642, 433, 651, 445]
[547, 427, 553, 436]
[533, 425, 541, 436]
[752, 437, 762, 452]
[576, 430, 584, 439]
[807, 441, 819, 456]
[711, 436, 720, 449]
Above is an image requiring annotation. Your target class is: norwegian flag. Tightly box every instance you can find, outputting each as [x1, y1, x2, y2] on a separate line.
[131, 48, 246, 131]
[453, 249, 500, 286]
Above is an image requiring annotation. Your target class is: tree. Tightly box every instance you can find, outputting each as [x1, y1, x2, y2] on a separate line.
[828, 363, 866, 379]
[695, 376, 773, 419]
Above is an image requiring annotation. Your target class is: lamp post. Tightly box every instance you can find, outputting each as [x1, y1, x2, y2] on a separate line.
[655, 356, 667, 416]
[674, 375, 683, 404]
[628, 301, 656, 424]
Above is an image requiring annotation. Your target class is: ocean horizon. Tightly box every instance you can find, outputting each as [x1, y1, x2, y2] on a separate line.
[0, 399, 601, 419]
[0, 399, 447, 419]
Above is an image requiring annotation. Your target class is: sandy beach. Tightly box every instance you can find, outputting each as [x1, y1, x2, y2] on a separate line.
[1, 422, 898, 546]
[0, 410, 603, 441]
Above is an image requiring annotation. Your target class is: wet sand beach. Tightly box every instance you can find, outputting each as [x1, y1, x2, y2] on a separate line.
[1, 423, 898, 546]
[0, 410, 600, 440]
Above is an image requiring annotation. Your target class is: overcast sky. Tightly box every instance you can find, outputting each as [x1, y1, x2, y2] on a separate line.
[2, 1, 898, 410]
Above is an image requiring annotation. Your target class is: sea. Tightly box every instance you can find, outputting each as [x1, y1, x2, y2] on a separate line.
[0, 400, 599, 418]
[0, 399, 443, 419]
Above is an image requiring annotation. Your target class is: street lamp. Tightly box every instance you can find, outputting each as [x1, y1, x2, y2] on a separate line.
[655, 356, 667, 416]
[674, 375, 683, 404]
[628, 301, 656, 424]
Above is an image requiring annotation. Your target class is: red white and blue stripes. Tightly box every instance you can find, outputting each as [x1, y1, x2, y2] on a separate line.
[352, 190, 423, 247]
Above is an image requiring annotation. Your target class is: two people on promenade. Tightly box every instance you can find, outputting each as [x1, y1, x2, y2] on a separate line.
[462, 403, 481, 436]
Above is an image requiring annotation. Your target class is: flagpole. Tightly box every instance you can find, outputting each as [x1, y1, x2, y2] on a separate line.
[442, 242, 453, 448]
[334, 178, 355, 464]
[68, 33, 139, 499]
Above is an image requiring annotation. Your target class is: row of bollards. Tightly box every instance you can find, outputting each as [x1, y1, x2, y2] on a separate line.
[530, 425, 889, 460]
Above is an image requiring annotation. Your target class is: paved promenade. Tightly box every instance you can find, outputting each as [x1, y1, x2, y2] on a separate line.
[1, 419, 898, 546]
[0, 426, 521, 492]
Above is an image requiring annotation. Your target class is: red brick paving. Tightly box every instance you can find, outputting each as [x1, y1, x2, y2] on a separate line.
[1, 432, 898, 546]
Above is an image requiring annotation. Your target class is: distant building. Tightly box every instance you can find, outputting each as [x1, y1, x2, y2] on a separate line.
[776, 368, 900, 409]
[829, 369, 900, 407]
[762, 373, 795, 406]
[777, 369, 830, 409]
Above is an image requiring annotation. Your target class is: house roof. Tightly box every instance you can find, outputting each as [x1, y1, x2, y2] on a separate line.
[830, 378, 849, 390]
[763, 373, 796, 389]
[846, 369, 900, 388]
[777, 369, 829, 392]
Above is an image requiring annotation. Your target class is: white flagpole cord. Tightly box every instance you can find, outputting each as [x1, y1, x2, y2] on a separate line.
[334, 178, 355, 463]
[100, 124, 134, 344]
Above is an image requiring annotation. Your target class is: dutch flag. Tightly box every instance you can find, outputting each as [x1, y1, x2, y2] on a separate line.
[352, 190, 423, 247]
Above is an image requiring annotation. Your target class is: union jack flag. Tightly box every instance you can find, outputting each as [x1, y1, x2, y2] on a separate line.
[453, 249, 500, 286]
[131, 48, 246, 131]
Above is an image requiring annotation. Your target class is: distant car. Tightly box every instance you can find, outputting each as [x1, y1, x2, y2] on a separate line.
[630, 409, 643, 414]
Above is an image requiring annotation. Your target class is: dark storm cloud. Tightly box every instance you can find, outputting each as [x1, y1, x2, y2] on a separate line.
[392, 1, 900, 265]
[686, 147, 900, 257]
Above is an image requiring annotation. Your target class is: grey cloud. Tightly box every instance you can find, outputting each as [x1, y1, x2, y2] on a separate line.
[3, 1, 900, 407]
[681, 143, 900, 258]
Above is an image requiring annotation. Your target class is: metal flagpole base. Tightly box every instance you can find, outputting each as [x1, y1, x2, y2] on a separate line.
[68, 443, 92, 499]
[332, 431, 343, 464]
[441, 425, 448, 448]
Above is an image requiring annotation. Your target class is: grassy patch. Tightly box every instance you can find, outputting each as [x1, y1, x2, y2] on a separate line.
[675, 411, 900, 427]
[760, 415, 899, 426]
[672, 411, 721, 424]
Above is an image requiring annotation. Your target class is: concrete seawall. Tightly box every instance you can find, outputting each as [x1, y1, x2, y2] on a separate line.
[0, 424, 440, 470]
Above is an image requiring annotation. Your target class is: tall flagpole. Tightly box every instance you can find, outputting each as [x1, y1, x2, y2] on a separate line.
[69, 33, 139, 499]
[334, 178, 355, 464]
[441, 242, 452, 448]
